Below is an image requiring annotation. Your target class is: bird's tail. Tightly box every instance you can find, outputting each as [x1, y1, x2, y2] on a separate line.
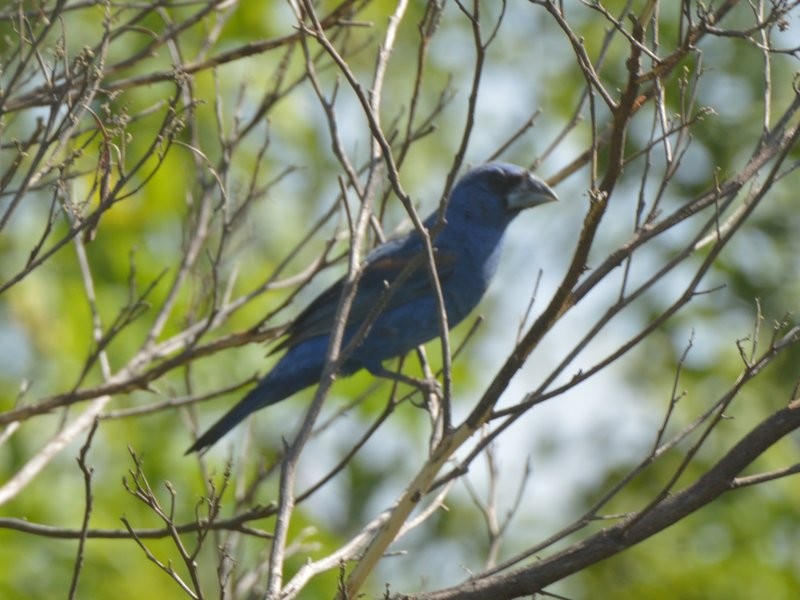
[185, 387, 264, 454]
[185, 351, 325, 454]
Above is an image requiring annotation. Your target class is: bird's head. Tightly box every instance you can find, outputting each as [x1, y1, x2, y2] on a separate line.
[443, 162, 558, 231]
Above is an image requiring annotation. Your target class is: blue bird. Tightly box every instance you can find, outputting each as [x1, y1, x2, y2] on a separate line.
[186, 162, 557, 453]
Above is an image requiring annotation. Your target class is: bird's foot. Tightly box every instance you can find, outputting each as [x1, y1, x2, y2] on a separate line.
[367, 364, 443, 400]
[416, 376, 443, 399]
[397, 373, 443, 400]
[410, 377, 445, 419]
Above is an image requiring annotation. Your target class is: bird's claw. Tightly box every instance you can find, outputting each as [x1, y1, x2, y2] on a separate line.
[418, 377, 443, 399]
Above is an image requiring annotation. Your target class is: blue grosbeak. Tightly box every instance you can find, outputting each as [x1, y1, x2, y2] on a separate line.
[187, 162, 557, 453]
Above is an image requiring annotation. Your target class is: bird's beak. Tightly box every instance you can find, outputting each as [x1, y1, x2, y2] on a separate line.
[507, 173, 558, 211]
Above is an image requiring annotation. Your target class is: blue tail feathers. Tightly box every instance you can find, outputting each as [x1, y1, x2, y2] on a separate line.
[185, 342, 329, 454]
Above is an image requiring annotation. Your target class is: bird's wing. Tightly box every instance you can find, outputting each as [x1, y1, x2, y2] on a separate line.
[270, 237, 457, 354]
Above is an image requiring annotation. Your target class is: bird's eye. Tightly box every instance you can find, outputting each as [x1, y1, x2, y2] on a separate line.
[486, 170, 524, 195]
